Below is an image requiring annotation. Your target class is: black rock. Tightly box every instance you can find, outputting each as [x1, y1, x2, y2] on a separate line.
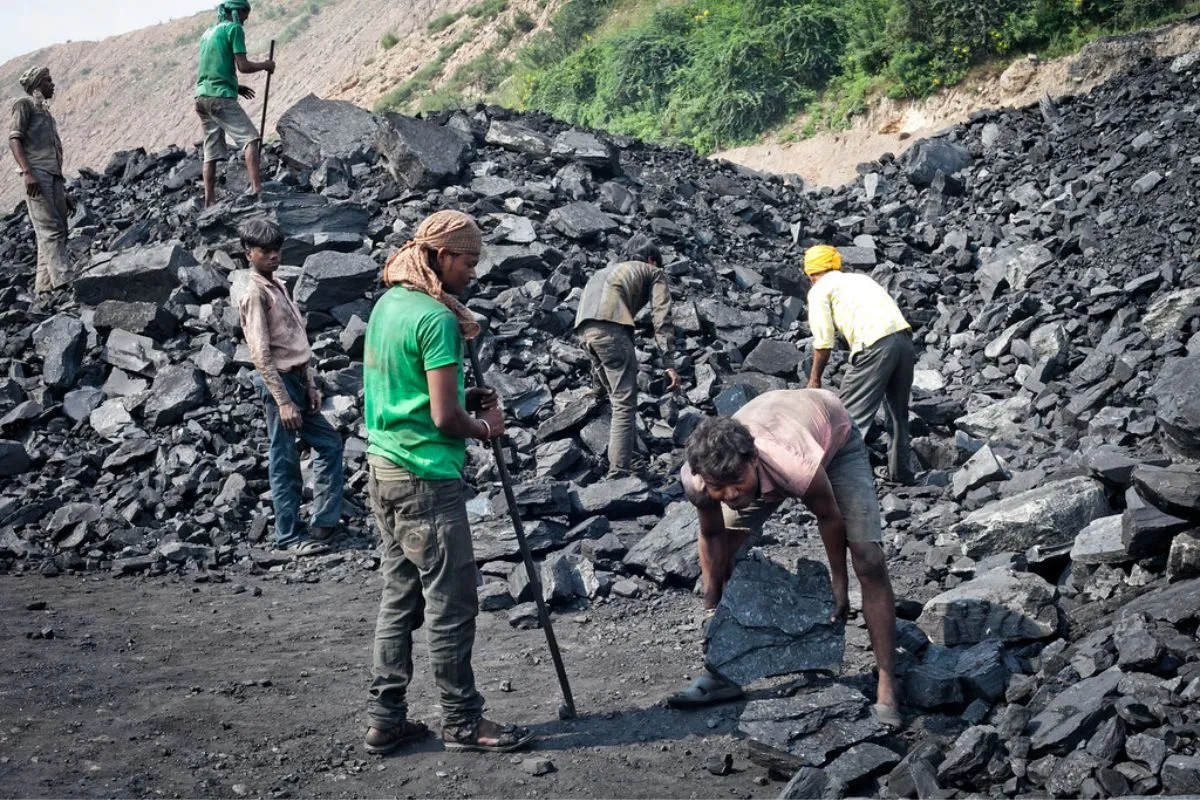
[93, 300, 179, 341]
[293, 251, 378, 312]
[32, 315, 86, 390]
[378, 112, 473, 189]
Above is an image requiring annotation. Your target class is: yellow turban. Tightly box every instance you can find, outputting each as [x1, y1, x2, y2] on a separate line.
[803, 245, 842, 276]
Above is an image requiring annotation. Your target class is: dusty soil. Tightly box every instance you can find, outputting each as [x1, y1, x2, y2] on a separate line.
[716, 17, 1200, 188]
[0, 517, 919, 799]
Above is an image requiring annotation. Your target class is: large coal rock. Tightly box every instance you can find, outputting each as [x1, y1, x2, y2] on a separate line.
[917, 567, 1059, 645]
[276, 94, 383, 169]
[1153, 356, 1200, 457]
[738, 684, 888, 770]
[75, 241, 194, 305]
[293, 251, 378, 312]
[546, 202, 618, 240]
[1133, 463, 1200, 522]
[0, 440, 30, 476]
[705, 554, 844, 685]
[92, 301, 178, 341]
[904, 138, 973, 187]
[624, 501, 699, 586]
[572, 476, 662, 518]
[485, 119, 552, 156]
[1028, 667, 1122, 754]
[952, 477, 1111, 558]
[378, 113, 473, 189]
[142, 365, 207, 427]
[32, 315, 86, 391]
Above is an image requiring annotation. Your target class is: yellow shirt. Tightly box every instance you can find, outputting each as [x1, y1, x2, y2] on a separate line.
[806, 271, 910, 353]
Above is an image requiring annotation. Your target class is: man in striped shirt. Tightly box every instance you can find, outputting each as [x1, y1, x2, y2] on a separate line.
[574, 238, 679, 478]
[805, 245, 915, 484]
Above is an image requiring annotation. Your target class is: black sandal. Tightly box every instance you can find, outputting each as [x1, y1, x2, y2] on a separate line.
[363, 720, 429, 755]
[442, 719, 534, 753]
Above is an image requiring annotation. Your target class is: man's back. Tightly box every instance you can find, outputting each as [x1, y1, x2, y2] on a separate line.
[807, 271, 909, 353]
[575, 260, 661, 328]
[195, 20, 244, 99]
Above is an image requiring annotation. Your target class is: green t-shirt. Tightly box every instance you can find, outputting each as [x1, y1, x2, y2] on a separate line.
[364, 287, 467, 480]
[195, 20, 246, 99]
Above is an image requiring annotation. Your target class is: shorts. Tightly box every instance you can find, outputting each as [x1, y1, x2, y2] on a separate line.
[195, 96, 260, 163]
[721, 424, 882, 544]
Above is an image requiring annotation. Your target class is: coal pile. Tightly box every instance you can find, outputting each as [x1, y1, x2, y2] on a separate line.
[1, 48, 1200, 796]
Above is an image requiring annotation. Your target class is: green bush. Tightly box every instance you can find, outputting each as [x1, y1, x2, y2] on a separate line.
[380, 31, 400, 49]
[467, 0, 509, 20]
[427, 11, 462, 32]
[513, 10, 537, 31]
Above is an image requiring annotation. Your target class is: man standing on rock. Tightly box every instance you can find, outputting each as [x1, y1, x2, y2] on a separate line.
[195, 0, 275, 207]
[804, 245, 915, 484]
[574, 237, 680, 478]
[362, 210, 532, 755]
[668, 389, 902, 729]
[9, 66, 73, 294]
[237, 217, 343, 556]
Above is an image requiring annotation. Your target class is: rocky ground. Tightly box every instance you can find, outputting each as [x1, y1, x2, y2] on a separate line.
[1, 42, 1200, 799]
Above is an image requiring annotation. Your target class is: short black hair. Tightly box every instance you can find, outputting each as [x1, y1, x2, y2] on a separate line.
[238, 217, 284, 251]
[685, 416, 756, 485]
[624, 235, 662, 268]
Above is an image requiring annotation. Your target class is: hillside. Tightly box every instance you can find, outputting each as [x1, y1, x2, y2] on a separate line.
[0, 0, 552, 212]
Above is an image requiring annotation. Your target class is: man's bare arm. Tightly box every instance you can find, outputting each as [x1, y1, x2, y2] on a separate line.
[801, 468, 851, 621]
[697, 504, 748, 609]
[808, 348, 832, 389]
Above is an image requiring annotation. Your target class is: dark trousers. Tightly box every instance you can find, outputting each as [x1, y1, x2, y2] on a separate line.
[840, 331, 915, 482]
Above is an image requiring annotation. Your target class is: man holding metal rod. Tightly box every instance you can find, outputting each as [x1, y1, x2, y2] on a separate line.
[194, 0, 275, 207]
[361, 210, 533, 755]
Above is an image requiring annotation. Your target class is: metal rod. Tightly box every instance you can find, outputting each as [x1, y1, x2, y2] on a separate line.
[466, 339, 577, 719]
[259, 40, 276, 142]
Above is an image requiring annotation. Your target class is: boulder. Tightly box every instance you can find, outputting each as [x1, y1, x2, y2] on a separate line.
[142, 365, 207, 427]
[917, 567, 1059, 645]
[1028, 667, 1122, 754]
[1142, 288, 1200, 343]
[1153, 356, 1200, 457]
[739, 684, 887, 770]
[177, 263, 229, 301]
[742, 339, 801, 378]
[102, 329, 166, 376]
[378, 112, 473, 189]
[1168, 532, 1200, 580]
[951, 444, 1008, 499]
[485, 119, 552, 157]
[976, 243, 1054, 301]
[63, 387, 105, 423]
[552, 130, 618, 172]
[546, 202, 618, 240]
[955, 396, 1031, 442]
[573, 476, 663, 518]
[0, 440, 30, 476]
[624, 501, 700, 586]
[32, 315, 86, 390]
[75, 241, 194, 305]
[1133, 463, 1200, 522]
[293, 251, 378, 312]
[938, 725, 1000, 785]
[276, 94, 382, 169]
[92, 300, 178, 341]
[952, 477, 1111, 558]
[1070, 515, 1129, 565]
[904, 138, 973, 187]
[778, 767, 846, 800]
[1122, 505, 1194, 559]
[705, 555, 844, 686]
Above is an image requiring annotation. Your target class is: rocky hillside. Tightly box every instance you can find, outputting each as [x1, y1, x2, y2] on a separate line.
[0, 0, 552, 212]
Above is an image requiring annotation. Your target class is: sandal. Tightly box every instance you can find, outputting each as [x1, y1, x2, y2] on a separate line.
[364, 720, 430, 755]
[665, 671, 744, 709]
[271, 539, 329, 557]
[442, 718, 534, 753]
[872, 703, 904, 731]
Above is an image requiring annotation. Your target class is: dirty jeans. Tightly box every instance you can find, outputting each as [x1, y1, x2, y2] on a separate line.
[577, 320, 638, 474]
[367, 464, 485, 730]
[256, 371, 344, 547]
[840, 331, 915, 482]
[27, 168, 70, 293]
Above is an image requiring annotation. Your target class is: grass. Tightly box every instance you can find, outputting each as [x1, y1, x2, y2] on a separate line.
[374, 27, 474, 113]
[466, 0, 509, 20]
[427, 12, 463, 33]
[381, 31, 399, 49]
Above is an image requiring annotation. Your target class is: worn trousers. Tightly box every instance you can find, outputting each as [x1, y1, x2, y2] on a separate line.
[840, 330, 915, 482]
[256, 371, 344, 546]
[27, 169, 70, 293]
[367, 465, 485, 729]
[577, 320, 638, 473]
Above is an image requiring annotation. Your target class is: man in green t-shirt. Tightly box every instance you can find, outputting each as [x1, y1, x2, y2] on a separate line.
[362, 210, 532, 756]
[194, 0, 275, 207]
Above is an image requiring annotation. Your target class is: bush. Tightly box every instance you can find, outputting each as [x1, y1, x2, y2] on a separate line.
[466, 0, 509, 20]
[514, 10, 537, 31]
[427, 11, 462, 32]
[380, 31, 399, 50]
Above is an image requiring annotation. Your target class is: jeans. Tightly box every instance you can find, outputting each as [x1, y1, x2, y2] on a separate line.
[256, 371, 344, 546]
[577, 320, 638, 474]
[840, 331, 915, 482]
[367, 465, 485, 729]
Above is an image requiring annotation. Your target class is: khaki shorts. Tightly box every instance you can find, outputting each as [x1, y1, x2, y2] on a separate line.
[195, 96, 260, 163]
[722, 425, 882, 544]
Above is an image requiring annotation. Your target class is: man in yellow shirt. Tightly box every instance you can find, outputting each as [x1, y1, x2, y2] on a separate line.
[804, 245, 914, 484]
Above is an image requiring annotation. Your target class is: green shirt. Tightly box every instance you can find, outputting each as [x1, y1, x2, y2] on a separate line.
[195, 20, 246, 99]
[364, 287, 467, 480]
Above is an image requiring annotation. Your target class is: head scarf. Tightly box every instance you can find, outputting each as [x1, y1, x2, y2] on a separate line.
[217, 0, 251, 22]
[382, 210, 483, 339]
[19, 66, 49, 96]
[803, 244, 842, 277]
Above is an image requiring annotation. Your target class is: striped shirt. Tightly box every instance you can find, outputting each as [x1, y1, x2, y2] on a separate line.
[574, 260, 675, 368]
[682, 389, 852, 504]
[807, 271, 910, 353]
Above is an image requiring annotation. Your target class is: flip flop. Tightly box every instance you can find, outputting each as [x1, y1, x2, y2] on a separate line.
[665, 672, 745, 709]
[271, 539, 329, 557]
[872, 703, 904, 730]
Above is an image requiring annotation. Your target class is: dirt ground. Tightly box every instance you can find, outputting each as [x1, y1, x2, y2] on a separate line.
[0, 527, 906, 800]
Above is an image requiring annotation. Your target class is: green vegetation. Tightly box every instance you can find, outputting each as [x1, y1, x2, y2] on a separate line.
[374, 28, 474, 113]
[467, 0, 510, 19]
[381, 31, 400, 49]
[277, 0, 338, 45]
[173, 23, 209, 48]
[488, 0, 1200, 153]
[427, 11, 463, 32]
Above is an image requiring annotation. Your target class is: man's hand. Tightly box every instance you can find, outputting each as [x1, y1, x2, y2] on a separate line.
[466, 386, 497, 413]
[478, 403, 505, 440]
[238, 84, 256, 100]
[664, 368, 681, 392]
[306, 385, 322, 414]
[279, 401, 303, 432]
[830, 580, 850, 624]
[23, 172, 40, 198]
[262, 58, 276, 75]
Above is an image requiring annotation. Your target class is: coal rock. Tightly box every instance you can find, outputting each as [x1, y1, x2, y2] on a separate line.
[276, 94, 382, 169]
[75, 241, 193, 305]
[1028, 667, 1122, 754]
[573, 476, 662, 519]
[293, 251, 377, 312]
[738, 684, 887, 771]
[378, 112, 472, 189]
[778, 767, 845, 799]
[0, 440, 31, 476]
[93, 300, 178, 341]
[485, 119, 552, 157]
[624, 502, 699, 586]
[917, 567, 1059, 645]
[904, 138, 973, 187]
[952, 477, 1111, 558]
[32, 315, 86, 390]
[1133, 463, 1200, 522]
[546, 202, 618, 240]
[142, 365, 207, 427]
[1153, 356, 1200, 457]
